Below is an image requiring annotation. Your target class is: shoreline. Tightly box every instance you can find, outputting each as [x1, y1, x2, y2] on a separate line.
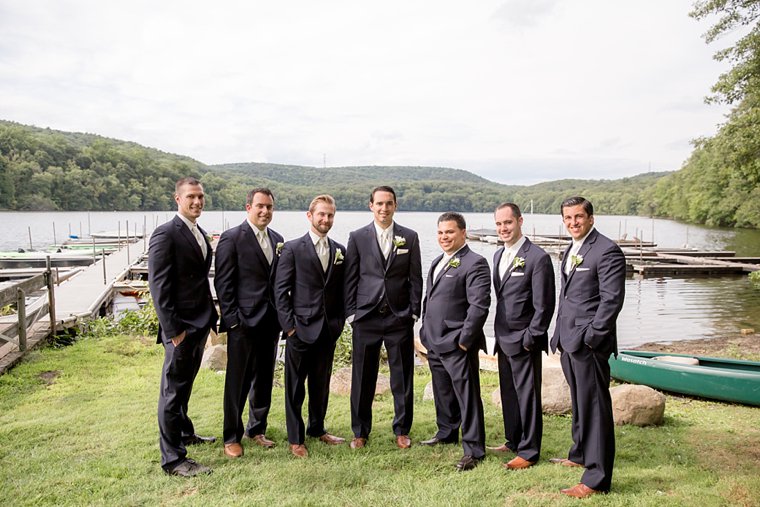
[631, 330, 760, 360]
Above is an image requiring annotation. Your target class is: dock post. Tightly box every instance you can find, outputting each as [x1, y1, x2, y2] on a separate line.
[102, 250, 107, 284]
[126, 220, 130, 265]
[28, 226, 33, 251]
[46, 256, 57, 334]
[17, 288, 26, 352]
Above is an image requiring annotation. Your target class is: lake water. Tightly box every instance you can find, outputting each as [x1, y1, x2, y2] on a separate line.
[3, 210, 760, 348]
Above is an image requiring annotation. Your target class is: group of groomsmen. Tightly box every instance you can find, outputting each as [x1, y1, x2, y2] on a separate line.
[148, 177, 626, 499]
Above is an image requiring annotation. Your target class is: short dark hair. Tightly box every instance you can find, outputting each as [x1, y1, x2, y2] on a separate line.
[560, 196, 594, 216]
[438, 211, 466, 230]
[246, 187, 274, 206]
[495, 202, 522, 218]
[370, 186, 396, 203]
[175, 176, 202, 194]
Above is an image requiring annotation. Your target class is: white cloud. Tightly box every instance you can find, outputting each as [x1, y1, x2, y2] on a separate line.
[0, 0, 731, 184]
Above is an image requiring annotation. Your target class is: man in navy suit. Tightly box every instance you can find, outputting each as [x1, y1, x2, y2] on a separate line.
[550, 196, 626, 498]
[274, 194, 347, 458]
[419, 212, 491, 471]
[344, 186, 422, 450]
[214, 188, 284, 458]
[490, 203, 555, 470]
[149, 177, 218, 477]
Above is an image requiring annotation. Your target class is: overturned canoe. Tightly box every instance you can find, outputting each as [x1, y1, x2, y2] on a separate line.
[609, 350, 760, 406]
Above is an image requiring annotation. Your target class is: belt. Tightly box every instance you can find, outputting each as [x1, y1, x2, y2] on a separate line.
[377, 302, 390, 315]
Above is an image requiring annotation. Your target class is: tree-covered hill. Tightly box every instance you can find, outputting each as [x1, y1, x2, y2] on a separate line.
[0, 118, 671, 215]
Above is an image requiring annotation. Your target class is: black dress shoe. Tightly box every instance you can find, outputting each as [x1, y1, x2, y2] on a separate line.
[419, 436, 458, 446]
[183, 434, 217, 445]
[455, 455, 483, 472]
[164, 458, 212, 477]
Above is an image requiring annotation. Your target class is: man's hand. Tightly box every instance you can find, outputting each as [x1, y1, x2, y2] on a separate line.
[287, 328, 296, 337]
[171, 330, 187, 347]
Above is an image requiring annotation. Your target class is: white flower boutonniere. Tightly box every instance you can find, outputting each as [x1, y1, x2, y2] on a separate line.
[512, 256, 525, 269]
[205, 233, 214, 243]
[393, 236, 406, 248]
[334, 249, 344, 265]
[276, 242, 284, 256]
[570, 254, 583, 269]
[448, 257, 460, 268]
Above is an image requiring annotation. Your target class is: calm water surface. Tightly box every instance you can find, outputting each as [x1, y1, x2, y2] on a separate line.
[3, 210, 760, 348]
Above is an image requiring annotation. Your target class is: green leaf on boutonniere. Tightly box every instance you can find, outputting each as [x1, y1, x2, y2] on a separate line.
[334, 249, 344, 264]
[512, 256, 525, 269]
[276, 242, 284, 255]
[448, 257, 460, 268]
[571, 254, 583, 268]
[393, 236, 406, 248]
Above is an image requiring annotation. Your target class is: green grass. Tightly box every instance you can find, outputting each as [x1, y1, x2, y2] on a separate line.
[1, 334, 759, 506]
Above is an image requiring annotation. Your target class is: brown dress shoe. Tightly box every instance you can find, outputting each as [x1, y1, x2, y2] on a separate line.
[503, 456, 535, 470]
[396, 435, 412, 449]
[224, 443, 244, 458]
[290, 444, 308, 458]
[251, 434, 276, 448]
[350, 437, 367, 449]
[549, 457, 583, 467]
[560, 483, 599, 498]
[318, 433, 346, 445]
[487, 443, 516, 453]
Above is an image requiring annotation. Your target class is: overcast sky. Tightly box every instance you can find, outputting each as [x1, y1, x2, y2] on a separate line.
[0, 0, 733, 185]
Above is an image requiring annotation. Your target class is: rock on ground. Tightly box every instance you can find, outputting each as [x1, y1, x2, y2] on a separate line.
[610, 384, 666, 426]
[201, 344, 228, 371]
[330, 366, 390, 396]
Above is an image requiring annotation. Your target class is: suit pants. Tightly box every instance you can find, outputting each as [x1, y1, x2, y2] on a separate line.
[350, 311, 414, 438]
[427, 347, 485, 459]
[158, 327, 210, 469]
[223, 320, 280, 444]
[284, 329, 336, 444]
[560, 345, 615, 492]
[496, 346, 543, 462]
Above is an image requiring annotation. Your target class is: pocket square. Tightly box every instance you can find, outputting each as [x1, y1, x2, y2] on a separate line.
[510, 272, 525, 277]
[445, 274, 454, 278]
[397, 248, 409, 254]
[576, 267, 590, 272]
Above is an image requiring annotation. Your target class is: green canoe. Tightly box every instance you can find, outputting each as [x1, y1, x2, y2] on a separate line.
[609, 350, 760, 406]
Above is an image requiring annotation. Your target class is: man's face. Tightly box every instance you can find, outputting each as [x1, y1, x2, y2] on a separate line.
[494, 207, 523, 247]
[175, 183, 204, 222]
[246, 192, 274, 229]
[369, 190, 397, 227]
[307, 201, 336, 236]
[437, 220, 467, 255]
[562, 204, 594, 240]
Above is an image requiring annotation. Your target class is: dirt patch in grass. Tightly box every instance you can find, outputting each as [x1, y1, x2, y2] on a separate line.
[633, 332, 760, 361]
[38, 370, 60, 385]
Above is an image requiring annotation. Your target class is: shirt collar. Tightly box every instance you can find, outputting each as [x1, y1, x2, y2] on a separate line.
[572, 226, 595, 249]
[441, 244, 466, 263]
[247, 219, 266, 236]
[504, 235, 526, 257]
[308, 229, 327, 246]
[176, 213, 196, 230]
[373, 221, 394, 238]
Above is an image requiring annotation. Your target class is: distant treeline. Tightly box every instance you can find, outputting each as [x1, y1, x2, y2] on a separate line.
[0, 120, 670, 217]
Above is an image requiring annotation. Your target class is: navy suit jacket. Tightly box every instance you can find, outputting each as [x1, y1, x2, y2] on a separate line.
[420, 245, 491, 354]
[493, 238, 556, 356]
[274, 233, 346, 344]
[214, 221, 284, 332]
[344, 222, 423, 324]
[148, 215, 218, 344]
[550, 228, 626, 356]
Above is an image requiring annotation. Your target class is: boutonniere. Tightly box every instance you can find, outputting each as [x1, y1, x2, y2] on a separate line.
[570, 254, 583, 269]
[393, 236, 406, 249]
[205, 233, 214, 243]
[447, 257, 460, 268]
[276, 242, 284, 256]
[334, 249, 344, 265]
[512, 256, 525, 269]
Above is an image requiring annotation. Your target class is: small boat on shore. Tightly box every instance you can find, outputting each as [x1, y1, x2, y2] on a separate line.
[609, 350, 760, 406]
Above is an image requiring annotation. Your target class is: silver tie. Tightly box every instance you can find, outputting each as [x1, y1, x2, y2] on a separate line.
[499, 248, 512, 280]
[191, 224, 207, 259]
[381, 229, 392, 260]
[258, 230, 272, 264]
[317, 237, 329, 272]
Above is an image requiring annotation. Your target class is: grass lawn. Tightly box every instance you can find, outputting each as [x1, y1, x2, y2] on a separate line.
[1, 333, 759, 506]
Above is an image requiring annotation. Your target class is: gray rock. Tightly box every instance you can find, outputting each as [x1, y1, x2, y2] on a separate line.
[610, 384, 666, 426]
[201, 344, 227, 371]
[491, 387, 502, 407]
[207, 329, 227, 347]
[330, 366, 390, 396]
[542, 366, 572, 415]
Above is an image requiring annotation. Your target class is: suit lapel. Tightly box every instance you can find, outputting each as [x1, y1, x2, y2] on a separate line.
[565, 229, 597, 288]
[242, 221, 270, 269]
[385, 224, 401, 271]
[493, 247, 504, 289]
[268, 228, 281, 279]
[176, 216, 205, 263]
[499, 240, 531, 291]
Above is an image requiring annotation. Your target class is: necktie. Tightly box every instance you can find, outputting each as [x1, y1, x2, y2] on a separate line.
[380, 229, 392, 260]
[258, 230, 272, 264]
[565, 243, 579, 275]
[317, 237, 329, 272]
[432, 255, 449, 282]
[499, 248, 512, 281]
[191, 224, 207, 259]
